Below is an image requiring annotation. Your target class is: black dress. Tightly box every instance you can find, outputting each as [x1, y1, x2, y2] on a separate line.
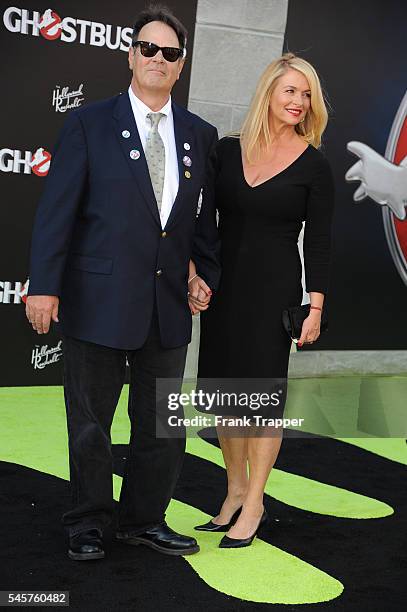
[196, 136, 334, 414]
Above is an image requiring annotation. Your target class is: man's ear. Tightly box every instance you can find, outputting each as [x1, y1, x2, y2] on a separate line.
[176, 58, 186, 80]
[128, 46, 135, 70]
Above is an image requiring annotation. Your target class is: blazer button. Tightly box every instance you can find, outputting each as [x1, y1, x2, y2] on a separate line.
[161, 231, 167, 238]
[156, 269, 162, 276]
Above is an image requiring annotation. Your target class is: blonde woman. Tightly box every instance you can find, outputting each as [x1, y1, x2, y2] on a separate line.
[189, 53, 335, 548]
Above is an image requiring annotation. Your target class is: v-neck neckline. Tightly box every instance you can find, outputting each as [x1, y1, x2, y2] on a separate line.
[240, 142, 311, 189]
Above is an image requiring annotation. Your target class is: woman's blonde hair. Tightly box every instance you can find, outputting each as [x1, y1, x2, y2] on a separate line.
[240, 52, 329, 163]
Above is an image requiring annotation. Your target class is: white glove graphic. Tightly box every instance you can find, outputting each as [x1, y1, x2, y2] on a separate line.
[345, 141, 407, 220]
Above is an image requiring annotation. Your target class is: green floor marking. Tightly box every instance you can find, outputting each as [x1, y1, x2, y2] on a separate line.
[113, 475, 343, 605]
[335, 437, 407, 465]
[285, 377, 407, 465]
[285, 376, 407, 441]
[0, 386, 70, 478]
[186, 438, 393, 519]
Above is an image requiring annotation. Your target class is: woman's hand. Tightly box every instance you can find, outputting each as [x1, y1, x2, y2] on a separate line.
[188, 275, 212, 315]
[187, 259, 212, 315]
[297, 310, 321, 347]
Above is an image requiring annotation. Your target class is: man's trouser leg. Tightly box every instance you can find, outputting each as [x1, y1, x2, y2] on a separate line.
[62, 335, 126, 537]
[118, 310, 188, 534]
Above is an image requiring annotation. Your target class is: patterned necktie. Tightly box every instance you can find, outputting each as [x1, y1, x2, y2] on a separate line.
[145, 112, 166, 212]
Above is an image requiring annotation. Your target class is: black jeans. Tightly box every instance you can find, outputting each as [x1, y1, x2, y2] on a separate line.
[61, 308, 188, 537]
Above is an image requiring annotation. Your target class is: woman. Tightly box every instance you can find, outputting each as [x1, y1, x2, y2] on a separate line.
[188, 52, 335, 548]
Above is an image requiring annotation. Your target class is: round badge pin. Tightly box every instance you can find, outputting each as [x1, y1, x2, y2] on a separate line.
[130, 149, 140, 160]
[183, 155, 192, 167]
[185, 170, 191, 179]
[122, 130, 131, 138]
[184, 142, 190, 150]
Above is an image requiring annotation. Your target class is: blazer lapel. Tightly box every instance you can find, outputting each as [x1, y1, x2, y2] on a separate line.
[112, 92, 161, 226]
[164, 102, 195, 230]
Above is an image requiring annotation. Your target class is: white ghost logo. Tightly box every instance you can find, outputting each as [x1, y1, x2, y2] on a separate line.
[38, 9, 61, 30]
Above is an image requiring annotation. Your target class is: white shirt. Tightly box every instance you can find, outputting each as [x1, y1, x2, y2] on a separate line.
[128, 85, 179, 229]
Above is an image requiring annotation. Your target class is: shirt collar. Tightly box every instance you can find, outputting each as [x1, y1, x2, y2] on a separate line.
[128, 85, 172, 118]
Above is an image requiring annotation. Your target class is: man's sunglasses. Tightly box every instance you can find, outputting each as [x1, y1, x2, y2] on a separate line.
[132, 41, 186, 62]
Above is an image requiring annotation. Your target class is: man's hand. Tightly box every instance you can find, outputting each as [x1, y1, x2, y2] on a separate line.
[26, 295, 59, 334]
[188, 276, 212, 315]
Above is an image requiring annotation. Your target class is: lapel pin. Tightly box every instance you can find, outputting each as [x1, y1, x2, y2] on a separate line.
[130, 149, 140, 160]
[185, 170, 191, 179]
[183, 155, 192, 167]
[184, 142, 190, 150]
[122, 130, 130, 138]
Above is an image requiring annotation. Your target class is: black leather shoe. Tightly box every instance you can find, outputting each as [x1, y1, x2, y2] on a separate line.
[68, 528, 105, 561]
[116, 522, 200, 556]
[194, 506, 242, 532]
[219, 508, 268, 549]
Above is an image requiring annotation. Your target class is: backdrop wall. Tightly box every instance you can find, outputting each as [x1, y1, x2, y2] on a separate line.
[185, 0, 407, 378]
[283, 0, 407, 350]
[0, 0, 197, 385]
[1, 0, 406, 386]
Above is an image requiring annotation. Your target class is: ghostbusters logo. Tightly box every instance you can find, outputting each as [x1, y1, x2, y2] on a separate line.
[2, 6, 133, 52]
[38, 8, 62, 40]
[30, 148, 52, 177]
[19, 279, 29, 304]
[346, 90, 407, 285]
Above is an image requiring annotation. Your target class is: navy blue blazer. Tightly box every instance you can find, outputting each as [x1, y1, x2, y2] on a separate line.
[28, 92, 221, 349]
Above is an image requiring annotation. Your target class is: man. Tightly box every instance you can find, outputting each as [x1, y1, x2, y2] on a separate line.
[26, 5, 219, 560]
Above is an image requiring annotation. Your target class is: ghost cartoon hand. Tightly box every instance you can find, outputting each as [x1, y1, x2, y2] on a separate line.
[345, 141, 407, 220]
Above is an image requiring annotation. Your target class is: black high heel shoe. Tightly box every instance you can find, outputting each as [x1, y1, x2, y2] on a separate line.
[218, 508, 268, 548]
[194, 506, 242, 532]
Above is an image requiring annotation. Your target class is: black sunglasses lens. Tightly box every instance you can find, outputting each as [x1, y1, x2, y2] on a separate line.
[139, 42, 158, 57]
[162, 47, 181, 62]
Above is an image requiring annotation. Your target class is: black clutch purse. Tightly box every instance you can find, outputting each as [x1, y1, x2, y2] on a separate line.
[282, 304, 328, 342]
